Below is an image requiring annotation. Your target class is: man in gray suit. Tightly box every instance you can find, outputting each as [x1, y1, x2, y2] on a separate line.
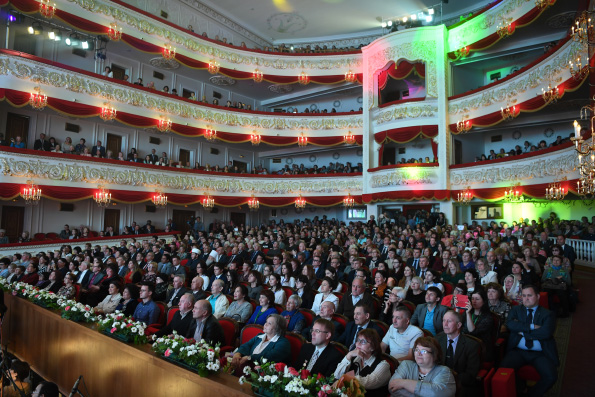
[410, 287, 448, 336]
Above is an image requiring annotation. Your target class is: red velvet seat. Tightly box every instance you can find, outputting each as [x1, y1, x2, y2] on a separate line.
[282, 286, 295, 298]
[381, 352, 399, 374]
[74, 284, 81, 301]
[299, 308, 315, 327]
[442, 281, 454, 296]
[371, 319, 389, 338]
[240, 324, 264, 345]
[285, 332, 306, 365]
[145, 301, 166, 335]
[401, 300, 416, 314]
[219, 317, 239, 354]
[332, 313, 348, 329]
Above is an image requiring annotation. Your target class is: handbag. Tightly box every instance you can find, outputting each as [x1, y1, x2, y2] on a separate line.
[543, 278, 566, 290]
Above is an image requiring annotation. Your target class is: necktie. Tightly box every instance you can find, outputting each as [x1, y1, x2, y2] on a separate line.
[350, 326, 362, 351]
[307, 349, 320, 371]
[525, 309, 534, 349]
[446, 339, 454, 367]
[421, 270, 425, 279]
[382, 247, 388, 255]
[414, 259, 419, 268]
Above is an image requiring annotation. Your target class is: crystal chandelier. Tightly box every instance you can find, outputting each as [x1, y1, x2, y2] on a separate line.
[21, 180, 41, 205]
[100, 103, 116, 122]
[455, 186, 473, 205]
[208, 60, 220, 74]
[545, 178, 567, 201]
[162, 44, 176, 60]
[250, 131, 261, 145]
[297, 133, 308, 147]
[344, 131, 356, 145]
[504, 184, 524, 203]
[345, 71, 357, 83]
[343, 194, 355, 208]
[572, 117, 595, 198]
[157, 118, 171, 132]
[295, 195, 306, 209]
[108, 22, 122, 41]
[253, 69, 264, 83]
[500, 104, 518, 121]
[247, 195, 259, 211]
[152, 191, 167, 208]
[39, 0, 55, 18]
[541, 84, 561, 105]
[569, 56, 588, 81]
[204, 128, 217, 142]
[202, 194, 214, 210]
[298, 72, 310, 85]
[497, 19, 514, 38]
[94, 186, 112, 207]
[29, 87, 47, 110]
[457, 116, 472, 133]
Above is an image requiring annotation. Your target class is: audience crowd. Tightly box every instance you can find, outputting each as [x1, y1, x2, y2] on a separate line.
[1, 211, 587, 396]
[474, 134, 574, 163]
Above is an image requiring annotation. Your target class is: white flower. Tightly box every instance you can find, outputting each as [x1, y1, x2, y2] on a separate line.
[138, 330, 144, 336]
[262, 358, 267, 363]
[131, 327, 138, 333]
[243, 366, 252, 375]
[264, 375, 271, 382]
[270, 375, 278, 383]
[239, 376, 245, 385]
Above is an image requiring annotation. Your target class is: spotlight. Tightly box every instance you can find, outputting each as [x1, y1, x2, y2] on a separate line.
[65, 37, 71, 45]
[425, 15, 433, 22]
[387, 20, 393, 27]
[48, 31, 54, 40]
[8, 15, 16, 23]
[411, 14, 417, 21]
[54, 31, 61, 41]
[82, 40, 89, 49]
[381, 21, 387, 28]
[428, 8, 435, 15]
[402, 16, 408, 22]
[28, 26, 34, 34]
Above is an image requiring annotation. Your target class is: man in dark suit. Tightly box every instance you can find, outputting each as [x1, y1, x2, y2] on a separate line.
[312, 255, 326, 279]
[165, 275, 189, 308]
[336, 278, 375, 321]
[415, 256, 431, 279]
[82, 262, 105, 289]
[155, 293, 194, 337]
[500, 284, 559, 397]
[91, 140, 106, 157]
[33, 133, 51, 151]
[148, 148, 159, 164]
[556, 235, 576, 270]
[76, 261, 92, 286]
[336, 302, 383, 351]
[190, 276, 207, 301]
[302, 301, 344, 342]
[406, 248, 422, 271]
[186, 300, 225, 346]
[410, 287, 448, 335]
[209, 263, 228, 291]
[437, 310, 481, 397]
[295, 318, 343, 377]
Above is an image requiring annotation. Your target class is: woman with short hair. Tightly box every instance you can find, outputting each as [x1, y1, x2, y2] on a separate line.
[95, 280, 123, 314]
[280, 294, 306, 333]
[224, 284, 253, 323]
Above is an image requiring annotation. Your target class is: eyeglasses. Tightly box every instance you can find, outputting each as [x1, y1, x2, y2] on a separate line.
[311, 329, 329, 334]
[355, 338, 369, 345]
[414, 348, 432, 355]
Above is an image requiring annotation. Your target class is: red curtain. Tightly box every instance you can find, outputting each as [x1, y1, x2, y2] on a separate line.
[375, 125, 438, 144]
[450, 178, 580, 200]
[378, 61, 425, 90]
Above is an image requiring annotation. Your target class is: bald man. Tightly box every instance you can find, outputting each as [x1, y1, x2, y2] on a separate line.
[186, 300, 225, 346]
[336, 277, 375, 321]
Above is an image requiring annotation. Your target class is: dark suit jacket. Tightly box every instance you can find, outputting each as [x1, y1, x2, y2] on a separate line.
[335, 320, 383, 349]
[185, 315, 225, 346]
[148, 154, 159, 164]
[411, 303, 448, 335]
[336, 292, 375, 321]
[237, 334, 290, 363]
[34, 139, 50, 151]
[313, 265, 326, 280]
[77, 270, 92, 287]
[84, 271, 105, 289]
[192, 290, 207, 301]
[91, 145, 106, 157]
[416, 267, 430, 278]
[155, 310, 193, 337]
[505, 305, 559, 366]
[437, 332, 480, 388]
[209, 274, 228, 291]
[166, 287, 189, 306]
[407, 258, 421, 270]
[294, 343, 343, 377]
[299, 290, 316, 310]
[560, 244, 577, 265]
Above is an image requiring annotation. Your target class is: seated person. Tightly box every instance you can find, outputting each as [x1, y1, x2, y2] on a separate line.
[410, 287, 447, 336]
[334, 328, 391, 397]
[31, 381, 60, 397]
[280, 294, 306, 334]
[301, 301, 344, 342]
[185, 299, 225, 346]
[224, 284, 253, 323]
[1, 359, 31, 397]
[336, 302, 383, 351]
[115, 284, 140, 317]
[437, 310, 481, 397]
[230, 314, 290, 370]
[462, 288, 495, 362]
[94, 280, 123, 314]
[295, 318, 343, 377]
[389, 336, 456, 397]
[500, 284, 559, 397]
[155, 293, 195, 337]
[381, 306, 423, 361]
[133, 283, 160, 325]
[247, 289, 277, 326]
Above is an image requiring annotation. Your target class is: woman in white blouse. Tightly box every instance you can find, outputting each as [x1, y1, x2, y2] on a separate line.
[280, 263, 296, 288]
[476, 258, 498, 285]
[268, 273, 287, 306]
[310, 277, 339, 315]
[94, 280, 122, 315]
[334, 328, 391, 396]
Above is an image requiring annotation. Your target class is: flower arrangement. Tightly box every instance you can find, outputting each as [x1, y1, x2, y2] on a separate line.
[239, 360, 357, 397]
[96, 311, 148, 345]
[152, 332, 221, 377]
[29, 289, 61, 309]
[58, 298, 96, 323]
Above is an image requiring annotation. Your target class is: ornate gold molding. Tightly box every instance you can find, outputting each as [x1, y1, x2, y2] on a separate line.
[374, 104, 439, 124]
[0, 155, 362, 194]
[370, 168, 437, 188]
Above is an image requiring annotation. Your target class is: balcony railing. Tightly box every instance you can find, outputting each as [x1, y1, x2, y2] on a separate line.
[548, 237, 595, 267]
